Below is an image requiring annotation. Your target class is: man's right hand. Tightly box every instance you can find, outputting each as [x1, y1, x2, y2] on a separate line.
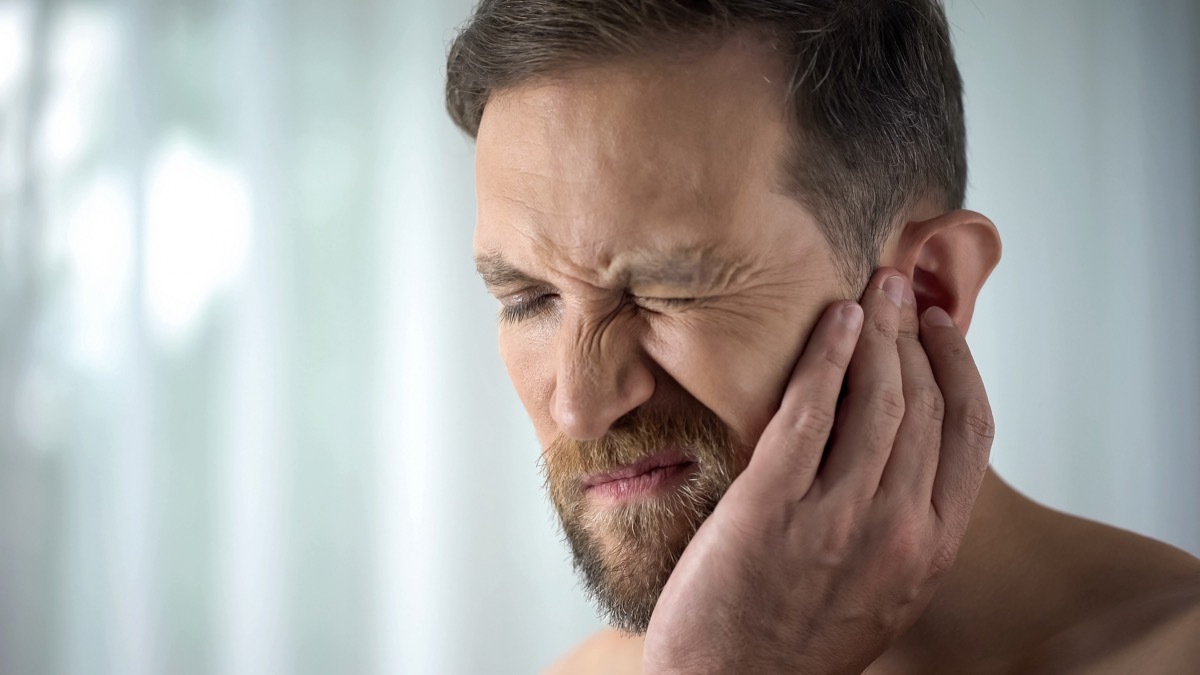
[642, 269, 996, 674]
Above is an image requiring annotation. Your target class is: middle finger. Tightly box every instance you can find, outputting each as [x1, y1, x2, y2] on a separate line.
[818, 269, 906, 496]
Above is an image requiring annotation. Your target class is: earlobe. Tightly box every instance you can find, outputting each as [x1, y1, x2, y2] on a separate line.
[883, 209, 1002, 333]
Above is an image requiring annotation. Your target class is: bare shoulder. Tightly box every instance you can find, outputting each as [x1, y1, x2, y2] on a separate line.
[1018, 576, 1200, 673]
[1014, 504, 1200, 673]
[1127, 590, 1200, 669]
[542, 629, 644, 675]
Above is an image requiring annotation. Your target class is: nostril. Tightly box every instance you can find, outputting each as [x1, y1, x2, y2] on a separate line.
[550, 391, 600, 441]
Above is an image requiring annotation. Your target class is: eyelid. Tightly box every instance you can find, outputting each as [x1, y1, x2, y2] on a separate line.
[635, 295, 701, 306]
[497, 284, 549, 303]
[495, 289, 701, 325]
[497, 290, 558, 324]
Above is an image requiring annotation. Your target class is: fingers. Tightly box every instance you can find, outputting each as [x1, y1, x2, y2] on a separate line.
[748, 300, 863, 496]
[746, 268, 992, 521]
[878, 279, 944, 499]
[818, 270, 905, 496]
[921, 306, 995, 532]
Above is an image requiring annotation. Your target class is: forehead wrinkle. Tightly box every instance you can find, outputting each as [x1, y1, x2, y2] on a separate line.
[475, 237, 755, 298]
[478, 158, 781, 296]
[481, 192, 732, 293]
[478, 188, 612, 284]
[619, 243, 754, 292]
[476, 50, 793, 295]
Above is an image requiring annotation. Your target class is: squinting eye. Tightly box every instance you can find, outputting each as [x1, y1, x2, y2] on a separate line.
[498, 293, 558, 324]
[636, 296, 700, 312]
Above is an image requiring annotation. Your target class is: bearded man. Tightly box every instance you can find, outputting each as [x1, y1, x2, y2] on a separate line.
[445, 1, 1200, 672]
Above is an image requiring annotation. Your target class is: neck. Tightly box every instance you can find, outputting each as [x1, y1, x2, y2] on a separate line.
[872, 468, 1059, 670]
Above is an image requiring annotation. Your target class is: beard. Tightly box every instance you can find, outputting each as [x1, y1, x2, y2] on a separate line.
[541, 400, 752, 635]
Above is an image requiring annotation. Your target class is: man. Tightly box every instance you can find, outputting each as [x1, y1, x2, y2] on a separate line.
[446, 1, 1200, 672]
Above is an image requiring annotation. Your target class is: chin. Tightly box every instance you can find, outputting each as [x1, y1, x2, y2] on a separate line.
[567, 494, 714, 635]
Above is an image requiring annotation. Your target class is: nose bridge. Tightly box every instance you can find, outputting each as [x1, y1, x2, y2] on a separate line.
[551, 305, 654, 440]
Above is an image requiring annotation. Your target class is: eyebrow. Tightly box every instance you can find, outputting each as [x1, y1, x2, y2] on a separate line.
[474, 252, 545, 291]
[473, 246, 738, 293]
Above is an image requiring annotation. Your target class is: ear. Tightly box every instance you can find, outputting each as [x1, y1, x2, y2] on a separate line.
[879, 209, 1002, 334]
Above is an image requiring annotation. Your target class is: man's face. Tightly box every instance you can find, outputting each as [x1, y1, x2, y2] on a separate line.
[473, 40, 848, 632]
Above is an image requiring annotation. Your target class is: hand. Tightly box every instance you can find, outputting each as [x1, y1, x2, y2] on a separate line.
[642, 269, 995, 674]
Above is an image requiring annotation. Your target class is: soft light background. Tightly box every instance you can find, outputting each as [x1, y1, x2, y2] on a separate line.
[1, 0, 1197, 673]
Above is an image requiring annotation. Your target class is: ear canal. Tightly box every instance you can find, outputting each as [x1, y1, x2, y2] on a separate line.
[912, 266, 954, 317]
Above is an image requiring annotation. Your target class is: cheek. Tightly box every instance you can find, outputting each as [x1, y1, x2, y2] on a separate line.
[643, 303, 826, 446]
[499, 328, 557, 448]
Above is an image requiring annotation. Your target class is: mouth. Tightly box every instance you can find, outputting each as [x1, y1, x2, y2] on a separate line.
[582, 450, 696, 504]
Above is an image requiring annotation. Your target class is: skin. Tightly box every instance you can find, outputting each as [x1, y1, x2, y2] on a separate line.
[472, 36, 1200, 673]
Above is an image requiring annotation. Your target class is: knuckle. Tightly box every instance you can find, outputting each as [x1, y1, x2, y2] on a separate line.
[787, 403, 836, 437]
[873, 316, 899, 342]
[886, 582, 927, 620]
[817, 340, 852, 371]
[939, 341, 970, 363]
[929, 543, 960, 578]
[883, 522, 926, 566]
[908, 385, 946, 423]
[817, 511, 858, 563]
[958, 398, 996, 444]
[867, 385, 907, 422]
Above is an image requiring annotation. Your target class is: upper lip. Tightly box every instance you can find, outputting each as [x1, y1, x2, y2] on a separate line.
[582, 449, 692, 488]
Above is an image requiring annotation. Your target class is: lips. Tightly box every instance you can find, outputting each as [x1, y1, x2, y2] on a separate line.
[583, 450, 695, 501]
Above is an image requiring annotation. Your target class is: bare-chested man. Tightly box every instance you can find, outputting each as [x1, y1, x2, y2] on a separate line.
[445, 1, 1200, 672]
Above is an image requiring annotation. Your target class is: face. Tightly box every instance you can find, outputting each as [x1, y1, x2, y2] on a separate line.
[473, 39, 849, 632]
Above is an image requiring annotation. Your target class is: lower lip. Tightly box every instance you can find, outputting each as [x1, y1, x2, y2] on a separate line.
[585, 461, 695, 503]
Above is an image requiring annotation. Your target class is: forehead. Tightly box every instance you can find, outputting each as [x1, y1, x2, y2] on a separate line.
[472, 38, 799, 283]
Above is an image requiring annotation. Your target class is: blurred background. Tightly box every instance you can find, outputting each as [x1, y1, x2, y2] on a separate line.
[1, 0, 1197, 673]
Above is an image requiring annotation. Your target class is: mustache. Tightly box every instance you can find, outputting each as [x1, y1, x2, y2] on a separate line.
[540, 404, 736, 487]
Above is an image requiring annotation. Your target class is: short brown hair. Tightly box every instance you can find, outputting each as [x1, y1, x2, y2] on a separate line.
[446, 0, 966, 287]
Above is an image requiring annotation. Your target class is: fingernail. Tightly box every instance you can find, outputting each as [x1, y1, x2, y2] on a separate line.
[923, 306, 954, 327]
[903, 281, 916, 307]
[883, 276, 904, 307]
[840, 303, 863, 330]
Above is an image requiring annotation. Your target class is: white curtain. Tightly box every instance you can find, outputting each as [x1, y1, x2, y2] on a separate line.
[0, 1, 1196, 673]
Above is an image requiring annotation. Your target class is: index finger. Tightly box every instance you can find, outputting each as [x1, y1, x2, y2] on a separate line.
[746, 300, 863, 498]
[921, 306, 995, 531]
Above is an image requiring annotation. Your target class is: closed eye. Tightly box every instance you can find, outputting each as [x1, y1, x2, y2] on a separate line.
[498, 293, 558, 325]
[633, 296, 702, 312]
[499, 293, 700, 324]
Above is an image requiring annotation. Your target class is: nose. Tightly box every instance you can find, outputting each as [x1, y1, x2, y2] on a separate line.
[550, 309, 655, 441]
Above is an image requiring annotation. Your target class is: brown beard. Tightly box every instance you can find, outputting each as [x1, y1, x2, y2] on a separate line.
[541, 402, 751, 634]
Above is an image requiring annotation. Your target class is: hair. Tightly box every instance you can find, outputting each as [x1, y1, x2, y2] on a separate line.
[445, 0, 966, 287]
